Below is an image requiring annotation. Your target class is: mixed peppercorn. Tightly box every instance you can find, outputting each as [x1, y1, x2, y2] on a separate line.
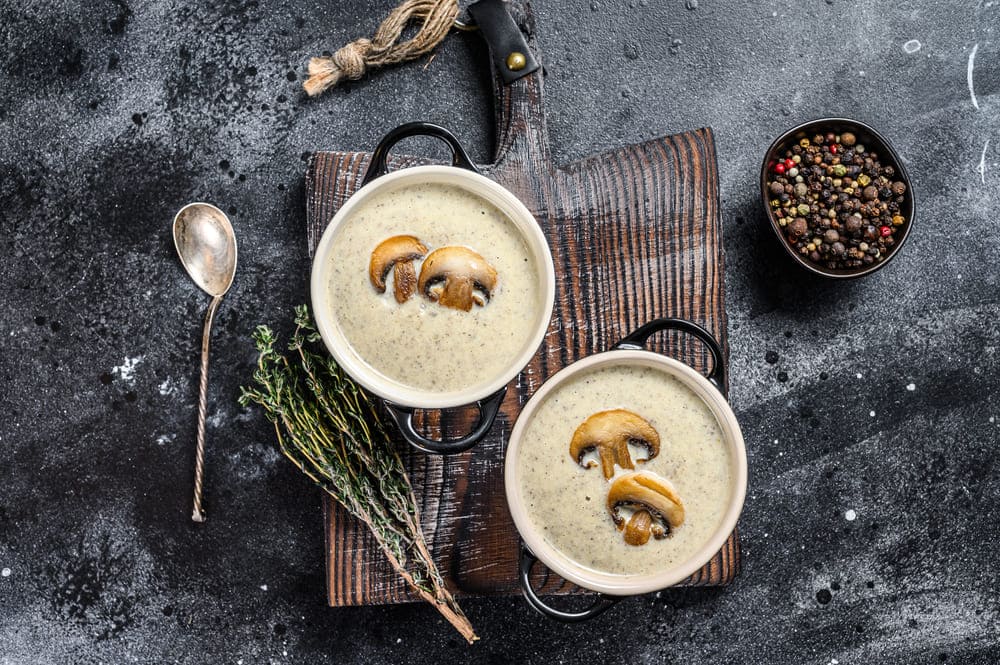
[767, 131, 908, 271]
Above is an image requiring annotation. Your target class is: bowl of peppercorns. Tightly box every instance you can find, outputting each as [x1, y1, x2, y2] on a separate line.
[761, 118, 914, 278]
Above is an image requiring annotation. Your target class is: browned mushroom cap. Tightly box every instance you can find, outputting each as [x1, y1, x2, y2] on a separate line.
[417, 246, 498, 311]
[568, 409, 660, 480]
[369, 235, 428, 303]
[607, 471, 684, 546]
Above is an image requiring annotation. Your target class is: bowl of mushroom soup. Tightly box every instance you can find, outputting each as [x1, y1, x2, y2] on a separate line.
[311, 122, 556, 454]
[504, 319, 748, 621]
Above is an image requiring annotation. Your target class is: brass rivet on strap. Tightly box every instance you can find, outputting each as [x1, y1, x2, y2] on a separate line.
[506, 51, 527, 71]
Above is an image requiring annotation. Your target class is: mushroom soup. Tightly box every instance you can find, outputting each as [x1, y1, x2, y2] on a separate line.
[515, 363, 733, 576]
[325, 181, 541, 393]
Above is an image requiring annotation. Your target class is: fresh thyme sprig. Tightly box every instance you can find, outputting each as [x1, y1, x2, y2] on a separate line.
[239, 305, 476, 643]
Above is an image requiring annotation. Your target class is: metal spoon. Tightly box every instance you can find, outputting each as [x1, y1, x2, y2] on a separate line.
[173, 202, 238, 523]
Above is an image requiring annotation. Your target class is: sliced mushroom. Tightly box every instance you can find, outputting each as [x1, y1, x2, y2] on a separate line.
[369, 235, 428, 303]
[417, 246, 498, 311]
[568, 409, 660, 480]
[606, 471, 685, 545]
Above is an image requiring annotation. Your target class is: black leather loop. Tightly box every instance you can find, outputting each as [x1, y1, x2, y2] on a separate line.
[468, 0, 540, 84]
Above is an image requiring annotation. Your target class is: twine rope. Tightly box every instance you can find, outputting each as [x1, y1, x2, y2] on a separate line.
[304, 0, 461, 96]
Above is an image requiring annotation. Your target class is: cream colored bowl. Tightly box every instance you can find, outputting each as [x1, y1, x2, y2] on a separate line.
[310, 123, 555, 454]
[504, 319, 747, 614]
[311, 164, 555, 408]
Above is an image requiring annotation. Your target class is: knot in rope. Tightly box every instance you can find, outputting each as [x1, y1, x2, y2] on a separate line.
[304, 0, 460, 97]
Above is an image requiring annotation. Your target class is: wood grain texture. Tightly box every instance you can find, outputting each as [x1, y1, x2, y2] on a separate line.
[305, 1, 739, 606]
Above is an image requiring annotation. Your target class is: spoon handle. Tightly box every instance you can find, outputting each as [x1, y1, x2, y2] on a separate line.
[192, 294, 222, 522]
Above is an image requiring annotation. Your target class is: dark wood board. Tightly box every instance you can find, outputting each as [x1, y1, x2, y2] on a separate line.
[305, 1, 739, 606]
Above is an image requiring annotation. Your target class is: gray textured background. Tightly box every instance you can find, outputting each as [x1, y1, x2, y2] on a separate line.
[1, 0, 998, 662]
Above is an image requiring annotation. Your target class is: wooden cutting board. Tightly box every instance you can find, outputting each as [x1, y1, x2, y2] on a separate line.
[305, 1, 739, 606]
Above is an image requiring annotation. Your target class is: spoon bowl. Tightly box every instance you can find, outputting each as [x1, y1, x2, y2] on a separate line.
[172, 202, 238, 522]
[173, 203, 238, 296]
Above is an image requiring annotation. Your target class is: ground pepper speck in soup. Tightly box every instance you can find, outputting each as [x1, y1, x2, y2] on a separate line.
[516, 364, 733, 576]
[327, 182, 540, 393]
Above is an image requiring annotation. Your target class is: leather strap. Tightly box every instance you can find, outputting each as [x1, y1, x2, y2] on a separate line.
[468, 0, 540, 84]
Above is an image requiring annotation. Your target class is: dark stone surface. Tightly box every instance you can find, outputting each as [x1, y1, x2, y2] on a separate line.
[1, 0, 998, 662]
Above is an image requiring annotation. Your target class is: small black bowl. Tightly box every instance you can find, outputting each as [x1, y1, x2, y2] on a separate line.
[760, 118, 915, 279]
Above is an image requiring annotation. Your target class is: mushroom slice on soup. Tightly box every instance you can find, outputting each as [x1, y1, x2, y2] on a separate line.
[417, 246, 498, 311]
[606, 471, 684, 546]
[569, 409, 660, 480]
[369, 235, 429, 303]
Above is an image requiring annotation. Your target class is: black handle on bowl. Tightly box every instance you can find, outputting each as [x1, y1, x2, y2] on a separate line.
[518, 547, 620, 623]
[383, 386, 507, 455]
[361, 121, 480, 185]
[614, 318, 726, 391]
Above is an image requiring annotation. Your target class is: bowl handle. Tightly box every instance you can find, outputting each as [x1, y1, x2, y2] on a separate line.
[518, 546, 620, 622]
[383, 386, 507, 455]
[614, 318, 726, 391]
[361, 122, 480, 185]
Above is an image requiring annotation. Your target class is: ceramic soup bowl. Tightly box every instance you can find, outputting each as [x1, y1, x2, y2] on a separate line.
[311, 122, 555, 454]
[505, 319, 747, 621]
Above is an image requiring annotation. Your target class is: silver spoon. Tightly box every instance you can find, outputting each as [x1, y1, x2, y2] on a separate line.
[173, 202, 238, 523]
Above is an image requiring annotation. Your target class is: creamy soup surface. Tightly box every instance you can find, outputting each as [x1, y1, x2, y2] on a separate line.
[326, 181, 541, 393]
[516, 364, 733, 576]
